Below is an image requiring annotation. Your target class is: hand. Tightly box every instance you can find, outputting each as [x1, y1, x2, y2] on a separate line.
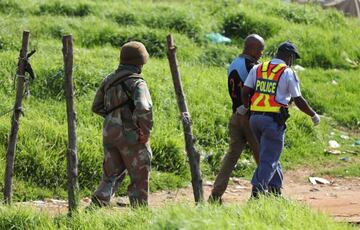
[138, 129, 149, 144]
[236, 105, 248, 116]
[311, 113, 320, 126]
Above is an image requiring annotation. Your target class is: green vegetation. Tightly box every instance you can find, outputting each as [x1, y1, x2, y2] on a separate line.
[0, 0, 359, 204]
[0, 198, 356, 229]
[317, 158, 360, 178]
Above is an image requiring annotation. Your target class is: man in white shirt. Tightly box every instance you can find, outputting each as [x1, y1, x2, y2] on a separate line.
[239, 41, 320, 197]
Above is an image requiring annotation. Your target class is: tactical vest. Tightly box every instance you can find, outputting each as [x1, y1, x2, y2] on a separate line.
[250, 61, 287, 113]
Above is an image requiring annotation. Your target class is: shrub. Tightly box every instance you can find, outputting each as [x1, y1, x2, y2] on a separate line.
[0, 1, 23, 14]
[198, 44, 239, 67]
[223, 12, 281, 39]
[113, 13, 138, 26]
[109, 6, 204, 42]
[151, 139, 187, 176]
[76, 24, 196, 59]
[77, 25, 167, 57]
[37, 2, 93, 17]
[143, 8, 203, 41]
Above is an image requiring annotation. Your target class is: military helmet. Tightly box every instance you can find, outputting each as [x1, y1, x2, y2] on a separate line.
[120, 41, 149, 66]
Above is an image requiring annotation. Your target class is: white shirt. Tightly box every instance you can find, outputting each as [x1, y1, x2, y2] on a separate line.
[244, 58, 301, 105]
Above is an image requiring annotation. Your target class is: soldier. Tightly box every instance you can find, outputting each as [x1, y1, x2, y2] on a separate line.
[241, 41, 320, 197]
[91, 41, 153, 207]
[208, 34, 263, 204]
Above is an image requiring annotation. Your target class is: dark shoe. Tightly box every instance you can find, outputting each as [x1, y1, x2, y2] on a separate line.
[268, 187, 282, 197]
[250, 186, 268, 199]
[90, 195, 109, 207]
[208, 194, 223, 205]
[129, 196, 148, 208]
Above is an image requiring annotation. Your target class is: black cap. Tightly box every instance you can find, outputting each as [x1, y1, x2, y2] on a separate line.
[277, 41, 300, 59]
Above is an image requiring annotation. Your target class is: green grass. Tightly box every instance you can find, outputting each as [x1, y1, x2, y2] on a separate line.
[317, 160, 360, 178]
[0, 0, 359, 201]
[0, 197, 356, 229]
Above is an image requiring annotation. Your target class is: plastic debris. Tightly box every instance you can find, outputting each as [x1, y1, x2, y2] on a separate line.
[45, 199, 67, 204]
[293, 65, 305, 71]
[328, 140, 340, 148]
[309, 177, 330, 185]
[32, 200, 45, 206]
[355, 140, 360, 146]
[206, 33, 231, 44]
[331, 80, 338, 85]
[325, 149, 341, 155]
[340, 135, 350, 140]
[340, 157, 350, 162]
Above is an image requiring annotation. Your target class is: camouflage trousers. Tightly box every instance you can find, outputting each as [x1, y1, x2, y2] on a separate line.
[93, 137, 152, 206]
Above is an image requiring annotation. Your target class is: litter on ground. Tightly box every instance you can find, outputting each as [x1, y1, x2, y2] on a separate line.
[309, 177, 331, 185]
[328, 140, 341, 148]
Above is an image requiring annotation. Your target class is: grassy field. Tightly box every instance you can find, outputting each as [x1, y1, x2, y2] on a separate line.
[0, 197, 356, 229]
[0, 0, 359, 211]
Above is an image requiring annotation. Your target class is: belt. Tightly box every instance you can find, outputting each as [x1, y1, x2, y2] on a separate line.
[251, 111, 280, 117]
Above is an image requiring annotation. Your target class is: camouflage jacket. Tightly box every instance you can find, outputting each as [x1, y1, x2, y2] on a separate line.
[92, 65, 153, 142]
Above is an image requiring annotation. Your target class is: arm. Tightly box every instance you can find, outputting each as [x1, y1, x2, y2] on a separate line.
[237, 66, 257, 114]
[133, 81, 153, 143]
[242, 86, 254, 109]
[287, 70, 320, 125]
[293, 96, 316, 117]
[91, 82, 107, 117]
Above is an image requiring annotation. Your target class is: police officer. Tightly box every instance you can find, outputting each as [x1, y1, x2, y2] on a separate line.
[240, 41, 320, 197]
[91, 41, 153, 206]
[208, 34, 263, 203]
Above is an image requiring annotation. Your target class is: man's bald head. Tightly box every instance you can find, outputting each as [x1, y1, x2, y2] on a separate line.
[243, 34, 265, 61]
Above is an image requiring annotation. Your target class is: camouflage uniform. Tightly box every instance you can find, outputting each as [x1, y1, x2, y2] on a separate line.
[91, 64, 153, 206]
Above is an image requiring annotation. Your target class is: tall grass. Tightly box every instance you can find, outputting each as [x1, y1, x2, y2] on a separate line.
[0, 198, 355, 229]
[0, 0, 359, 200]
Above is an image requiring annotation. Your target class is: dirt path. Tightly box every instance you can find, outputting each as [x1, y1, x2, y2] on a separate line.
[141, 169, 360, 223]
[18, 169, 360, 224]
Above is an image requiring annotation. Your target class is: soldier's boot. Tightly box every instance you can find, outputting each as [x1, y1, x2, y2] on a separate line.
[127, 164, 149, 207]
[129, 189, 148, 207]
[208, 194, 223, 205]
[91, 180, 114, 207]
[126, 146, 151, 207]
[91, 195, 110, 207]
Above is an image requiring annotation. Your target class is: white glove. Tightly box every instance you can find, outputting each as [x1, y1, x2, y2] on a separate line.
[236, 105, 248, 116]
[311, 113, 320, 126]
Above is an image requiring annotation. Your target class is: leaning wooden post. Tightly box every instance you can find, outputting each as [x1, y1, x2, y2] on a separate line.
[4, 31, 30, 204]
[62, 35, 79, 214]
[166, 34, 204, 203]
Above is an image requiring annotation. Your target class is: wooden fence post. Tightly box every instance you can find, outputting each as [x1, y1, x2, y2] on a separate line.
[166, 34, 204, 203]
[62, 35, 79, 214]
[4, 31, 30, 204]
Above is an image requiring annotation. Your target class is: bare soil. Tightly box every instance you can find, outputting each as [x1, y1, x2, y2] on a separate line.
[17, 168, 360, 225]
